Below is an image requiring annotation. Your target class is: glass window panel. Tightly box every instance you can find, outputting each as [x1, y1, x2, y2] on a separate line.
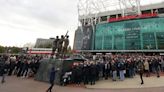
[142, 33, 156, 49]
[95, 18, 164, 50]
[157, 32, 164, 49]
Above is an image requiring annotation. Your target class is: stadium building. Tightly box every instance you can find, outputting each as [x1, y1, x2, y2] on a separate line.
[74, 0, 164, 53]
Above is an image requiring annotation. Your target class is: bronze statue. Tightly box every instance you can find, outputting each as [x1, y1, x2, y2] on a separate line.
[52, 31, 69, 58]
[62, 36, 69, 54]
[52, 36, 59, 54]
[57, 35, 64, 54]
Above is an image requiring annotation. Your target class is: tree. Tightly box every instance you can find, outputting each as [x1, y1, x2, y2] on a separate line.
[0, 46, 21, 54]
[0, 46, 5, 53]
[10, 47, 21, 54]
[67, 46, 73, 54]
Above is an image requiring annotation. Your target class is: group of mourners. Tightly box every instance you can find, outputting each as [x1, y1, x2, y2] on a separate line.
[1, 53, 164, 91]
[0, 54, 42, 83]
[61, 54, 164, 86]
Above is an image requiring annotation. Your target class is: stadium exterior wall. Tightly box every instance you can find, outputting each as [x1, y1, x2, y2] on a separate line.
[74, 17, 164, 53]
[94, 17, 164, 52]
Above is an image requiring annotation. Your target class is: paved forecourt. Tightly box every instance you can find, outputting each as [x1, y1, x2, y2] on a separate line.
[1, 76, 164, 92]
[86, 75, 164, 89]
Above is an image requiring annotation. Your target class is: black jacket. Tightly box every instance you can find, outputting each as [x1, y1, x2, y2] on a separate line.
[111, 62, 117, 71]
[90, 65, 97, 76]
[0, 63, 7, 76]
[117, 62, 125, 70]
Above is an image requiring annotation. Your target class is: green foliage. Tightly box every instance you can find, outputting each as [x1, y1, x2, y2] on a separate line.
[0, 46, 5, 53]
[67, 46, 73, 54]
[10, 47, 21, 54]
[0, 46, 21, 54]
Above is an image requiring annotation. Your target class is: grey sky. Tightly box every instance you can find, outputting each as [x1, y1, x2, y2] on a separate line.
[0, 0, 78, 47]
[0, 0, 163, 47]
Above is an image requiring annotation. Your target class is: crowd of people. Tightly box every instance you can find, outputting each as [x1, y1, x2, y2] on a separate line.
[0, 54, 43, 83]
[61, 54, 164, 86]
[1, 53, 164, 86]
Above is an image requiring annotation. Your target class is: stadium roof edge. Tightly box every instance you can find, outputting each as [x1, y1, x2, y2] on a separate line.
[79, 2, 164, 19]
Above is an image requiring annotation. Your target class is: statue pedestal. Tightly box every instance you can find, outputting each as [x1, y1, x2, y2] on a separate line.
[35, 58, 83, 85]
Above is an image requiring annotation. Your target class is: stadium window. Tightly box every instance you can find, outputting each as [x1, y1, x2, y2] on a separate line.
[110, 15, 116, 18]
[100, 16, 107, 22]
[118, 14, 122, 17]
[153, 9, 158, 13]
[158, 8, 164, 14]
[142, 10, 151, 14]
[156, 32, 164, 49]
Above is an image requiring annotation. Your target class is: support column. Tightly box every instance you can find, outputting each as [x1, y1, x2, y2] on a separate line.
[123, 33, 125, 50]
[154, 32, 158, 49]
[112, 33, 114, 50]
[136, 0, 141, 15]
[140, 32, 143, 50]
[102, 31, 104, 50]
[91, 18, 95, 50]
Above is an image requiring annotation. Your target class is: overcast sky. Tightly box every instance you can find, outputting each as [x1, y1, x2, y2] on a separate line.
[0, 0, 163, 48]
[0, 0, 78, 47]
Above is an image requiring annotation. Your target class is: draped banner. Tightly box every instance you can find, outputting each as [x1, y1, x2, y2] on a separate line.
[81, 25, 93, 50]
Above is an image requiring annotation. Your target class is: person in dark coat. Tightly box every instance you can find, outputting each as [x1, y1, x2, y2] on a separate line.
[77, 66, 82, 85]
[126, 59, 134, 78]
[154, 57, 160, 78]
[89, 62, 97, 85]
[8, 60, 16, 76]
[83, 63, 90, 85]
[117, 60, 125, 81]
[14, 59, 21, 75]
[0, 61, 7, 84]
[46, 67, 57, 92]
[111, 60, 117, 81]
[137, 59, 144, 85]
[71, 66, 76, 83]
[34, 60, 40, 74]
[103, 62, 110, 80]
[17, 61, 24, 77]
[95, 62, 100, 81]
[21, 61, 29, 77]
[73, 65, 82, 85]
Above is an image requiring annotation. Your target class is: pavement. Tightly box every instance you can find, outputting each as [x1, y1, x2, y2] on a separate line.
[0, 75, 164, 92]
[86, 75, 164, 89]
